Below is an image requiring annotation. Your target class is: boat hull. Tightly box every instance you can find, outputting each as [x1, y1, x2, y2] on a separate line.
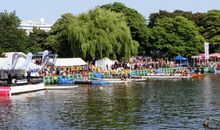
[142, 75, 192, 79]
[0, 83, 44, 96]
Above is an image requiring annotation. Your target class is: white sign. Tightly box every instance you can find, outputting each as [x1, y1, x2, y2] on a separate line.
[204, 42, 209, 59]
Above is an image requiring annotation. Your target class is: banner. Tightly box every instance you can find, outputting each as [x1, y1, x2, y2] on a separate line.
[22, 52, 33, 70]
[52, 54, 57, 66]
[41, 50, 49, 66]
[204, 42, 209, 60]
[11, 53, 20, 70]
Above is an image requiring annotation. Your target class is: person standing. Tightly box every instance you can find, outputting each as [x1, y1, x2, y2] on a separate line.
[7, 72, 12, 85]
[27, 71, 31, 84]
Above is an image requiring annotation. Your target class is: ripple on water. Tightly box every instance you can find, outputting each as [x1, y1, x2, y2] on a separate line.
[1, 74, 220, 129]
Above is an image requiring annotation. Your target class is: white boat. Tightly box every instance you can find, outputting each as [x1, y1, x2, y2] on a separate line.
[0, 83, 79, 96]
[131, 78, 147, 82]
[142, 75, 192, 79]
[10, 83, 44, 95]
[104, 78, 132, 83]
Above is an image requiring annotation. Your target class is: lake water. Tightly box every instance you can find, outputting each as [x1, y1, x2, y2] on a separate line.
[1, 74, 220, 129]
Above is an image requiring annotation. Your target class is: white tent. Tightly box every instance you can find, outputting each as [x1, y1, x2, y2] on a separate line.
[0, 57, 42, 71]
[3, 52, 26, 58]
[0, 58, 9, 69]
[52, 58, 87, 66]
[15, 58, 42, 71]
[95, 57, 115, 70]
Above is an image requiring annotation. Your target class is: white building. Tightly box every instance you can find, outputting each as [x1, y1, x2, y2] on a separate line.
[19, 17, 52, 34]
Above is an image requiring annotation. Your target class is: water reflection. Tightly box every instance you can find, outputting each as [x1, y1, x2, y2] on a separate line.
[1, 75, 220, 129]
[0, 96, 12, 130]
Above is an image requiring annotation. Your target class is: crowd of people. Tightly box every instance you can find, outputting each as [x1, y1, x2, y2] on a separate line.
[129, 56, 175, 69]
[37, 56, 178, 81]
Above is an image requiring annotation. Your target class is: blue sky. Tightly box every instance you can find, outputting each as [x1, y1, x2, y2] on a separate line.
[1, 0, 220, 24]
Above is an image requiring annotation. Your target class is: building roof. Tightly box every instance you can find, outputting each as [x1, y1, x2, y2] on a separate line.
[53, 58, 87, 66]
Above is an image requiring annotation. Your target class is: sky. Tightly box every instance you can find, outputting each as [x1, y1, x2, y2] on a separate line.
[1, 0, 220, 24]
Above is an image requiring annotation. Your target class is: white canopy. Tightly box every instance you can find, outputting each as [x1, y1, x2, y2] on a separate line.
[53, 58, 87, 66]
[95, 57, 115, 70]
[3, 52, 26, 58]
[0, 58, 9, 70]
[0, 57, 42, 71]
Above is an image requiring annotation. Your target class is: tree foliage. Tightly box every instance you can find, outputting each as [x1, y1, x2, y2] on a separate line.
[202, 10, 220, 52]
[148, 10, 205, 28]
[101, 2, 151, 55]
[1, 7, 220, 59]
[48, 13, 75, 57]
[27, 27, 49, 53]
[150, 16, 204, 57]
[68, 8, 138, 61]
[49, 8, 138, 61]
[0, 11, 28, 54]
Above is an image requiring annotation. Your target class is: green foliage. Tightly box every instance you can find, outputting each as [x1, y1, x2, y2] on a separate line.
[202, 10, 220, 52]
[101, 2, 151, 55]
[27, 27, 49, 52]
[148, 10, 206, 28]
[0, 11, 28, 53]
[51, 8, 138, 61]
[48, 13, 75, 57]
[150, 16, 204, 57]
[1, 7, 220, 59]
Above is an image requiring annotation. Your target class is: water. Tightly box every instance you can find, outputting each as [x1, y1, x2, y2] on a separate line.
[1, 74, 220, 129]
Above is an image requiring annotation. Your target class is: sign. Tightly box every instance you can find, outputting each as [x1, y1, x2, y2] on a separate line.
[204, 42, 209, 59]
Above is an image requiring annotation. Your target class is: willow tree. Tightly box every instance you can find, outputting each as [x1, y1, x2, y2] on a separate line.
[68, 8, 138, 61]
[101, 2, 151, 55]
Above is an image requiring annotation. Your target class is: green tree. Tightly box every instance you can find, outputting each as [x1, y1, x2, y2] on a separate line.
[101, 2, 150, 55]
[0, 11, 28, 53]
[202, 10, 220, 52]
[50, 8, 138, 61]
[48, 13, 75, 57]
[150, 16, 204, 57]
[68, 8, 138, 61]
[148, 10, 205, 28]
[27, 27, 49, 52]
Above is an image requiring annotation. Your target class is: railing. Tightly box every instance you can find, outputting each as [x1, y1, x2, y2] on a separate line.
[43, 67, 188, 84]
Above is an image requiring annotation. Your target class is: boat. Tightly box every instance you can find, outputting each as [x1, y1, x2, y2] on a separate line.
[0, 82, 44, 96]
[74, 80, 91, 85]
[142, 69, 193, 79]
[90, 80, 110, 85]
[191, 73, 204, 78]
[74, 79, 111, 85]
[0, 51, 57, 96]
[104, 78, 132, 83]
[142, 75, 192, 79]
[132, 78, 146, 82]
[142, 72, 192, 79]
[10, 82, 44, 95]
